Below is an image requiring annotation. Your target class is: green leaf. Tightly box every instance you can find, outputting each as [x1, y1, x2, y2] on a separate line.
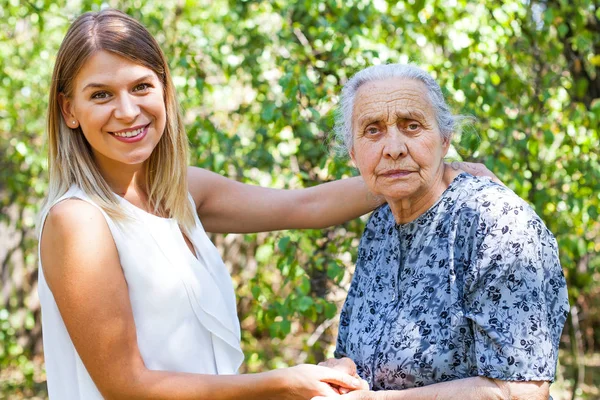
[297, 296, 313, 312]
[261, 103, 276, 122]
[278, 236, 291, 252]
[255, 244, 273, 263]
[324, 302, 337, 319]
[557, 23, 569, 38]
[299, 276, 311, 296]
[280, 319, 291, 336]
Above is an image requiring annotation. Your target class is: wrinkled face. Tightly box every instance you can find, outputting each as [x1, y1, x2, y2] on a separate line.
[60, 50, 166, 171]
[350, 78, 450, 202]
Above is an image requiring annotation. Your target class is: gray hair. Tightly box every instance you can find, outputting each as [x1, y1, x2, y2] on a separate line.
[333, 63, 471, 153]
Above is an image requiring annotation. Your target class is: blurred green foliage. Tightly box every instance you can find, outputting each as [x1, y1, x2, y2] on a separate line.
[0, 0, 599, 398]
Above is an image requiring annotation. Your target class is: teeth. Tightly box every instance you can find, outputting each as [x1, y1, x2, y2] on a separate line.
[113, 127, 144, 138]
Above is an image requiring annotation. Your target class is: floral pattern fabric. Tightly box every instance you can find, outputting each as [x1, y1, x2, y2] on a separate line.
[335, 173, 569, 391]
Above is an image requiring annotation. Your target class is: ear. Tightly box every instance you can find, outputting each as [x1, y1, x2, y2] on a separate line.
[349, 147, 358, 169]
[441, 134, 452, 157]
[58, 93, 79, 129]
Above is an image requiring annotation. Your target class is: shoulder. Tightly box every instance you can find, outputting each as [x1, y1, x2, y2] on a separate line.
[449, 175, 560, 264]
[187, 166, 205, 211]
[453, 174, 518, 206]
[42, 199, 116, 272]
[455, 174, 543, 228]
[41, 197, 123, 301]
[187, 166, 225, 210]
[45, 198, 103, 228]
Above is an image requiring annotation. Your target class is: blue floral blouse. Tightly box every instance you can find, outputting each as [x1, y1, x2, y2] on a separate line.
[335, 173, 569, 390]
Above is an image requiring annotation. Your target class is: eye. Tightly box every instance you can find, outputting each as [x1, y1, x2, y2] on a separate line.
[365, 125, 381, 135]
[407, 122, 421, 131]
[91, 91, 110, 100]
[133, 82, 152, 92]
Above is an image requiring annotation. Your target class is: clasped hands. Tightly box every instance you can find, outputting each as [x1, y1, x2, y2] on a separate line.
[312, 357, 375, 400]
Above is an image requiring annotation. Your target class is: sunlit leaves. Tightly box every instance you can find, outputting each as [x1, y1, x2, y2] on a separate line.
[1, 0, 598, 389]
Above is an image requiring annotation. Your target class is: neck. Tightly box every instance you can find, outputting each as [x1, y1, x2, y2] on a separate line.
[387, 164, 459, 224]
[93, 154, 146, 197]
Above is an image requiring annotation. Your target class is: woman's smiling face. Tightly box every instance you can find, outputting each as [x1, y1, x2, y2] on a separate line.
[350, 78, 450, 204]
[60, 50, 166, 172]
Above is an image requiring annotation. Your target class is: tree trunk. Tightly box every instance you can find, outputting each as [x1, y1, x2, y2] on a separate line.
[569, 304, 585, 400]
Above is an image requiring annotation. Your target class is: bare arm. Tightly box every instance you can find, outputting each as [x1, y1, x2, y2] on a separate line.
[188, 166, 383, 233]
[40, 200, 364, 400]
[188, 162, 499, 234]
[312, 376, 549, 400]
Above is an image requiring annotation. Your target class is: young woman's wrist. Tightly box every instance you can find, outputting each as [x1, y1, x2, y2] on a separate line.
[259, 369, 290, 398]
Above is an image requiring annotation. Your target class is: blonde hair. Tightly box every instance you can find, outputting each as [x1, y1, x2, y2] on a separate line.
[40, 9, 195, 233]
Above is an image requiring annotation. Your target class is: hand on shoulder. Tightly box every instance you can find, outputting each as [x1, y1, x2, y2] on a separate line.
[448, 161, 504, 186]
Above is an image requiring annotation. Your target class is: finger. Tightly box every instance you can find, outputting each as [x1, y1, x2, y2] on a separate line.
[453, 161, 482, 175]
[328, 363, 356, 376]
[321, 357, 357, 376]
[470, 165, 505, 186]
[314, 392, 367, 400]
[326, 383, 343, 394]
[316, 366, 364, 389]
[457, 161, 481, 174]
[454, 162, 506, 186]
[315, 382, 343, 396]
[337, 357, 358, 375]
[319, 358, 341, 367]
[325, 357, 359, 378]
[320, 359, 340, 369]
[339, 380, 369, 392]
[489, 174, 505, 186]
[358, 378, 370, 390]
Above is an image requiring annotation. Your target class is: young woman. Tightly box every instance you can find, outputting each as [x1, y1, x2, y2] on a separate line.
[38, 9, 496, 399]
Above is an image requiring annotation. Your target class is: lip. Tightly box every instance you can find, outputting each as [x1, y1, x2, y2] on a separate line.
[110, 123, 150, 143]
[379, 169, 415, 177]
[111, 124, 149, 134]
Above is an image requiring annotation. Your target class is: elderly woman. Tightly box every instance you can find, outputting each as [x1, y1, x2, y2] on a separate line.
[316, 64, 570, 400]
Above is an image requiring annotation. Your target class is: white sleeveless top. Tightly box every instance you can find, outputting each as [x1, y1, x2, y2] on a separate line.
[38, 186, 244, 399]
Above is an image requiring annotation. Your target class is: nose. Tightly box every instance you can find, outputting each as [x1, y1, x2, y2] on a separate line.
[113, 93, 140, 122]
[383, 125, 407, 160]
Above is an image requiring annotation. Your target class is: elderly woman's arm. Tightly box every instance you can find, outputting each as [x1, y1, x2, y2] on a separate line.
[372, 378, 549, 400]
[312, 375, 548, 399]
[317, 358, 548, 399]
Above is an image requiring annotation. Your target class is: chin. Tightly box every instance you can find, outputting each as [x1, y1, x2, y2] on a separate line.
[380, 186, 418, 200]
[384, 194, 413, 203]
[128, 157, 152, 166]
[124, 150, 155, 164]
